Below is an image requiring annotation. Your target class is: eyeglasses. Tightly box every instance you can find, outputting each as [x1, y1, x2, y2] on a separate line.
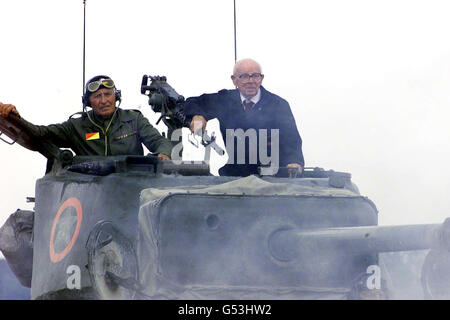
[87, 79, 115, 92]
[235, 73, 263, 81]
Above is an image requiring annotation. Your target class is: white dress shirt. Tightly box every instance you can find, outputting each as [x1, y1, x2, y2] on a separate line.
[240, 89, 261, 110]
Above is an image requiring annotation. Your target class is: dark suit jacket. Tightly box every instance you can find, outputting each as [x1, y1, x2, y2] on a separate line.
[184, 86, 304, 176]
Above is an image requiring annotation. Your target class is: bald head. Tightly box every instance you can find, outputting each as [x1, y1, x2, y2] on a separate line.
[233, 58, 262, 76]
[231, 58, 264, 99]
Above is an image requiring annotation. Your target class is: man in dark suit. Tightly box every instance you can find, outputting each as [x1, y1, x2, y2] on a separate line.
[184, 58, 304, 177]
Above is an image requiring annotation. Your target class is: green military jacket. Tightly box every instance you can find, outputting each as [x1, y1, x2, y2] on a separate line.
[23, 108, 173, 157]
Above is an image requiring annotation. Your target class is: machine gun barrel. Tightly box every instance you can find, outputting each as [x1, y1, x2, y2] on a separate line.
[268, 218, 450, 262]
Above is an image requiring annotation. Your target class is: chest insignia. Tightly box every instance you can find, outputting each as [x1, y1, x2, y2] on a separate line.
[85, 132, 100, 141]
[114, 131, 137, 141]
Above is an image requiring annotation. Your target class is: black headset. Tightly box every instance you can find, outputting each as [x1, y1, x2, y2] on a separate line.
[82, 75, 122, 107]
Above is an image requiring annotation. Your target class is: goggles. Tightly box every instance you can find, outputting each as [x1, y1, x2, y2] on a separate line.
[87, 78, 115, 92]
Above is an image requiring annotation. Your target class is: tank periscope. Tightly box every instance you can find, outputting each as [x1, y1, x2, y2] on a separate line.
[137, 175, 378, 299]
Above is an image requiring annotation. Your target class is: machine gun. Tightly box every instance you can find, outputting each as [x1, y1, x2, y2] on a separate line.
[140, 75, 189, 140]
[140, 75, 225, 161]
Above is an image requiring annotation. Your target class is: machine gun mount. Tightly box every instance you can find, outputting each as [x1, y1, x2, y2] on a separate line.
[140, 75, 189, 139]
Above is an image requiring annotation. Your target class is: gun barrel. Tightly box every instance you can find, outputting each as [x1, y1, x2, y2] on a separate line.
[268, 221, 449, 262]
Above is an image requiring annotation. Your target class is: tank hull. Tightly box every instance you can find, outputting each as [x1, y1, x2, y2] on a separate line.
[30, 158, 379, 299]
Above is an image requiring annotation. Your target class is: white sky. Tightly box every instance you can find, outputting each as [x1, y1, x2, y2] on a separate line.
[1, 0, 450, 235]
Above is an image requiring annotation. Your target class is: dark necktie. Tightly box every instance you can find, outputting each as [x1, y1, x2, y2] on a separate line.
[244, 100, 254, 112]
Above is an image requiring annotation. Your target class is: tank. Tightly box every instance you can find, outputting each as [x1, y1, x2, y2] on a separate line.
[0, 78, 449, 300]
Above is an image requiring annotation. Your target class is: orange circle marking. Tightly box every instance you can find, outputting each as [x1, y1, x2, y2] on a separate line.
[49, 197, 83, 263]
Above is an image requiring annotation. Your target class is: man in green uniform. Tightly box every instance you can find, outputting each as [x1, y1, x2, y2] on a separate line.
[0, 76, 173, 287]
[0, 75, 173, 159]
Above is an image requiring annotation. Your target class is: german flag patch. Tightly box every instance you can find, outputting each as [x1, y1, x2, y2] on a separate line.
[85, 132, 100, 141]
